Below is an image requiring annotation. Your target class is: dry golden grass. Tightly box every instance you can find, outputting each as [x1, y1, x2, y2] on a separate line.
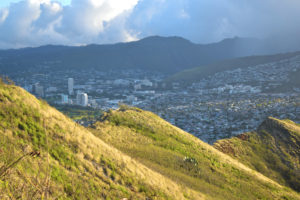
[99, 109, 282, 185]
[1, 82, 299, 199]
[91, 108, 300, 200]
[0, 83, 204, 199]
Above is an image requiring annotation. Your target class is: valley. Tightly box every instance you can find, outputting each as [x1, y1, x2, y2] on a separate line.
[4, 49, 300, 144]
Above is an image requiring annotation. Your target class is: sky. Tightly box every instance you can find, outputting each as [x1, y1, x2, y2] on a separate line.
[0, 0, 71, 7]
[0, 0, 300, 49]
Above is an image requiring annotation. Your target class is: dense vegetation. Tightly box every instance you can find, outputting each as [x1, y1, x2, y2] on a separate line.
[214, 117, 300, 192]
[90, 105, 300, 200]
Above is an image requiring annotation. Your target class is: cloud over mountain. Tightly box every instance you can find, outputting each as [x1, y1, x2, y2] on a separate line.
[0, 0, 300, 49]
[0, 0, 139, 48]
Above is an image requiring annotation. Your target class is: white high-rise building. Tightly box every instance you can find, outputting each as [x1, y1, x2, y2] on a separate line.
[68, 78, 74, 95]
[81, 93, 88, 107]
[76, 92, 88, 107]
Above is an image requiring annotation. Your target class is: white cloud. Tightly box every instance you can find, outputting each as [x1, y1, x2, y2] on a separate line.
[126, 0, 300, 45]
[0, 0, 139, 48]
[0, 8, 9, 24]
[178, 9, 190, 20]
[0, 0, 300, 48]
[127, 0, 234, 43]
[59, 0, 138, 35]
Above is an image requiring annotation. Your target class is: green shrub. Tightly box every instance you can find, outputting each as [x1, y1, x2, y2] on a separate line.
[50, 145, 77, 168]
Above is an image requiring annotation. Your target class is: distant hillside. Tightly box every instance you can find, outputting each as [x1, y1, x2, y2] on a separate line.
[166, 51, 300, 84]
[0, 36, 291, 74]
[0, 81, 299, 199]
[90, 106, 300, 200]
[214, 117, 300, 192]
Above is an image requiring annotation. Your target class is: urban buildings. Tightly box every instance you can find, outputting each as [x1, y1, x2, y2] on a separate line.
[77, 92, 88, 107]
[68, 78, 74, 95]
[61, 94, 68, 104]
[11, 57, 300, 144]
[33, 83, 44, 97]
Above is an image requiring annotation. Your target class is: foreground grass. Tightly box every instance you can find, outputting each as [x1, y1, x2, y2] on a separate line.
[0, 81, 201, 199]
[90, 106, 300, 200]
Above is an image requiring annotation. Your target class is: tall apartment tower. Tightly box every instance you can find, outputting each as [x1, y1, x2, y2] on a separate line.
[68, 78, 74, 95]
[76, 92, 88, 107]
[81, 93, 88, 107]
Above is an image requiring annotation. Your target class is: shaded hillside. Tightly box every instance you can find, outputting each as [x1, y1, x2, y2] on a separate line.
[214, 117, 300, 192]
[0, 80, 202, 199]
[0, 36, 284, 74]
[167, 51, 300, 84]
[90, 106, 300, 200]
[276, 69, 300, 91]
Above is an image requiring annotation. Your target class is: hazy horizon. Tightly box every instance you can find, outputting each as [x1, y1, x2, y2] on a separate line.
[0, 35, 258, 50]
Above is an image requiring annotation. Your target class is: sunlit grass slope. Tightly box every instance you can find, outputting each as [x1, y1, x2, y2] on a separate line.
[90, 106, 300, 200]
[0, 81, 203, 200]
[214, 117, 300, 192]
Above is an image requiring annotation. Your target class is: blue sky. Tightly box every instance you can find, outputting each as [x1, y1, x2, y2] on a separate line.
[0, 0, 300, 49]
[0, 0, 71, 8]
[0, 0, 19, 8]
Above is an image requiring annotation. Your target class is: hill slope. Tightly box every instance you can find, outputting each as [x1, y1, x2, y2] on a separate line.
[166, 51, 300, 84]
[0, 36, 290, 74]
[0, 80, 203, 199]
[214, 117, 300, 192]
[0, 81, 299, 199]
[90, 106, 300, 200]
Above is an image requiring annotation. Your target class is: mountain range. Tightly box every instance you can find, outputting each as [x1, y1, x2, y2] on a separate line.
[0, 79, 299, 199]
[0, 36, 298, 74]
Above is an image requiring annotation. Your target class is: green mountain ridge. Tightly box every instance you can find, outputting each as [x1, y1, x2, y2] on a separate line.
[90, 106, 300, 199]
[0, 81, 299, 199]
[214, 117, 300, 192]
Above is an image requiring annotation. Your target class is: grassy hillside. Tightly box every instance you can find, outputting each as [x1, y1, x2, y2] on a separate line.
[214, 117, 300, 192]
[1, 80, 299, 199]
[166, 51, 300, 84]
[0, 80, 203, 199]
[90, 105, 300, 200]
[54, 105, 103, 121]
